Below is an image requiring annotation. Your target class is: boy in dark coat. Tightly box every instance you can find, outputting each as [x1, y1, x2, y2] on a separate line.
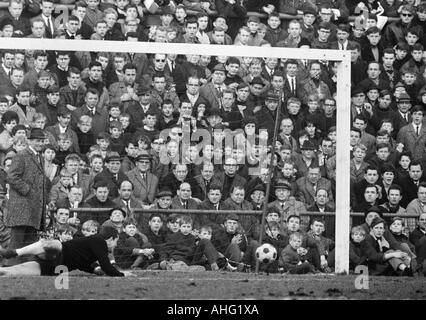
[280, 232, 316, 274]
[114, 217, 153, 269]
[159, 215, 221, 271]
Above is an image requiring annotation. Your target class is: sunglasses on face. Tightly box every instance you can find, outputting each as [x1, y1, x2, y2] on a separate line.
[401, 13, 413, 17]
[155, 59, 166, 62]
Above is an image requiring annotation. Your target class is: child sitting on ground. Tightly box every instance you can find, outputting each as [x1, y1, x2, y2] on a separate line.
[260, 221, 288, 273]
[280, 232, 316, 274]
[197, 225, 236, 271]
[159, 215, 221, 271]
[327, 225, 366, 271]
[164, 214, 181, 241]
[389, 217, 418, 272]
[114, 217, 154, 269]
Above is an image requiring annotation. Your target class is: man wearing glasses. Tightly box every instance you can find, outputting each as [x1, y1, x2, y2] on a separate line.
[383, 5, 423, 47]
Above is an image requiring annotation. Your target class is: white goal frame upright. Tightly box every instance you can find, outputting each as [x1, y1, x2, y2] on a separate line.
[0, 38, 352, 274]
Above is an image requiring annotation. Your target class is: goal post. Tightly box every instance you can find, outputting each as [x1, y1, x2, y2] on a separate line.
[0, 38, 352, 274]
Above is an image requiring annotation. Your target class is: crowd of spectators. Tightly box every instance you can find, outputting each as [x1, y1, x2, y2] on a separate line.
[0, 0, 425, 276]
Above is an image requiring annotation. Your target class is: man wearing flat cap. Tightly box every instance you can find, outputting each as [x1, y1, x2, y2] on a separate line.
[267, 180, 307, 223]
[93, 151, 127, 199]
[4, 128, 51, 266]
[254, 90, 282, 143]
[126, 85, 159, 129]
[126, 151, 159, 205]
[199, 63, 227, 110]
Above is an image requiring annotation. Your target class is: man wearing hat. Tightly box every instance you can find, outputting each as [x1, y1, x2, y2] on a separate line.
[394, 92, 413, 132]
[350, 86, 371, 121]
[125, 85, 159, 128]
[199, 63, 227, 110]
[149, 186, 173, 210]
[254, 90, 282, 144]
[126, 151, 159, 205]
[267, 180, 307, 225]
[4, 128, 51, 266]
[93, 151, 127, 199]
[248, 183, 266, 210]
[293, 140, 319, 178]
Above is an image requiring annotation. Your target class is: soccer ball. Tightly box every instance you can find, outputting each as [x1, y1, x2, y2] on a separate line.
[255, 244, 278, 264]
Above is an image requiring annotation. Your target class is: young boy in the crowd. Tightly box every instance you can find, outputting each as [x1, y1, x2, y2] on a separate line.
[114, 217, 154, 269]
[144, 213, 166, 266]
[76, 115, 95, 156]
[389, 217, 417, 271]
[55, 224, 76, 242]
[121, 138, 139, 174]
[119, 112, 135, 140]
[136, 111, 159, 143]
[164, 214, 181, 241]
[55, 133, 74, 167]
[160, 215, 221, 271]
[96, 132, 112, 159]
[263, 221, 288, 254]
[157, 100, 177, 131]
[88, 153, 104, 178]
[280, 232, 317, 274]
[109, 120, 126, 155]
[75, 219, 100, 238]
[327, 225, 366, 271]
[42, 143, 59, 182]
[48, 168, 73, 206]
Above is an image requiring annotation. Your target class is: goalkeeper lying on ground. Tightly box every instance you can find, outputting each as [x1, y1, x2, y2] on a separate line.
[0, 226, 132, 277]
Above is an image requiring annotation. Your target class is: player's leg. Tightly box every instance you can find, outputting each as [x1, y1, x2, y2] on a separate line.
[0, 261, 42, 276]
[0, 239, 62, 259]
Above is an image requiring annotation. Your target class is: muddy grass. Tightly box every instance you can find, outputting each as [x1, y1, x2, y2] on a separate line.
[0, 271, 425, 300]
